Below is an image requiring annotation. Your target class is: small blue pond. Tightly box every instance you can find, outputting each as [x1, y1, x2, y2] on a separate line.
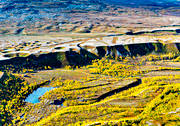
[25, 87, 55, 104]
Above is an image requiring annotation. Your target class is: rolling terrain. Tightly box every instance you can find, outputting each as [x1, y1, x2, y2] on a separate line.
[0, 32, 180, 125]
[0, 0, 180, 126]
[0, 0, 180, 35]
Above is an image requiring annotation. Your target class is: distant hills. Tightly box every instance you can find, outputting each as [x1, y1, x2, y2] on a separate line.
[0, 0, 179, 19]
[0, 0, 179, 35]
[105, 0, 180, 6]
[0, 0, 106, 20]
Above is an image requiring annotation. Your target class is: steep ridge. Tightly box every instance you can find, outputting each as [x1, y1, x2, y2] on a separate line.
[0, 41, 179, 72]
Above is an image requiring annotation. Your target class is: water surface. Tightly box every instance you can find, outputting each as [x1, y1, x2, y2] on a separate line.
[25, 87, 54, 104]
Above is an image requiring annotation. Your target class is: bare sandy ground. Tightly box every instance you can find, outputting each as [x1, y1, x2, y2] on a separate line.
[0, 29, 179, 61]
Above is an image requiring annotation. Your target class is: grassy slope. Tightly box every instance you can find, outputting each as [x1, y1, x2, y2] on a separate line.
[31, 58, 180, 126]
[0, 54, 180, 126]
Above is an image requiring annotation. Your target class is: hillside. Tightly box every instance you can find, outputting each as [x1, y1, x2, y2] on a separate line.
[0, 32, 180, 125]
[0, 50, 180, 125]
[0, 0, 180, 126]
